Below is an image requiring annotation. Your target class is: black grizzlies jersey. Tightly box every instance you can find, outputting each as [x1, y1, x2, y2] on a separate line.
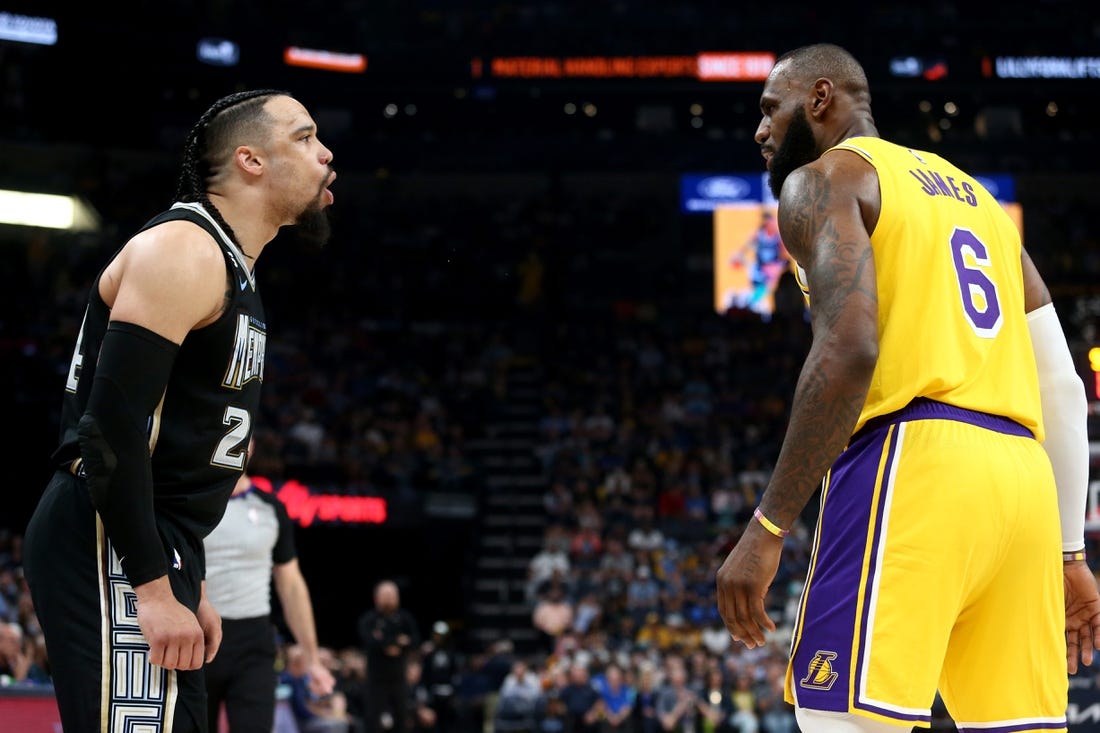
[54, 202, 267, 544]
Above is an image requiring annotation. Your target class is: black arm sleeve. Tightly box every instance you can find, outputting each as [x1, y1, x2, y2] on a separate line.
[78, 321, 179, 587]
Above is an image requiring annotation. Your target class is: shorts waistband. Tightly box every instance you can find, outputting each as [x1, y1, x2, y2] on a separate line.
[852, 397, 1034, 442]
[220, 615, 275, 628]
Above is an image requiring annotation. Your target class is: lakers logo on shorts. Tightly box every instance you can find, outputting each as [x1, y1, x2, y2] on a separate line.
[800, 651, 839, 691]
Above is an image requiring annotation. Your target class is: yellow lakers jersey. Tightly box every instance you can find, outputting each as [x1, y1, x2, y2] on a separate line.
[806, 137, 1043, 439]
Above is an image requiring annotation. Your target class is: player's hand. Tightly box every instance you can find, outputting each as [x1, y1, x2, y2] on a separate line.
[716, 520, 782, 648]
[1064, 558, 1100, 675]
[133, 576, 205, 670]
[196, 584, 223, 664]
[308, 659, 337, 698]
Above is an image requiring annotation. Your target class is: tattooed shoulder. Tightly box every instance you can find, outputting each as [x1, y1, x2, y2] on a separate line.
[777, 166, 832, 264]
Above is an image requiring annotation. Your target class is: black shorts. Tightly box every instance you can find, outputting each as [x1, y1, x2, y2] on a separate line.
[204, 616, 278, 733]
[23, 470, 209, 733]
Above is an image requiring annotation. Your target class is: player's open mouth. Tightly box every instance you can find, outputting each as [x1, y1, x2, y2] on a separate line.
[323, 172, 336, 205]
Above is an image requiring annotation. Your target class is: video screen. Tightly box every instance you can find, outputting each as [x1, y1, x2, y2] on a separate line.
[714, 203, 789, 318]
[698, 173, 1023, 318]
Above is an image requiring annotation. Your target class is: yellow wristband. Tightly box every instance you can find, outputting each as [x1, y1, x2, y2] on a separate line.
[1064, 550, 1087, 563]
[753, 507, 789, 539]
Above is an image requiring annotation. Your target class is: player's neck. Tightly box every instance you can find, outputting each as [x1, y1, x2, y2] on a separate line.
[835, 117, 879, 146]
[206, 192, 277, 265]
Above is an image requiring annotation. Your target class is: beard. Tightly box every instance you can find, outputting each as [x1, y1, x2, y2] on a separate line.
[293, 197, 332, 248]
[768, 106, 819, 200]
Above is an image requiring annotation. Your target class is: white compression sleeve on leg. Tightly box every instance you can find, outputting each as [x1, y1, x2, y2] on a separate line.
[1028, 302, 1090, 552]
[796, 708, 910, 733]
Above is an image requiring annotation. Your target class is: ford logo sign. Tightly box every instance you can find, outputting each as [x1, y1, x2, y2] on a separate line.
[697, 176, 750, 200]
[197, 37, 241, 67]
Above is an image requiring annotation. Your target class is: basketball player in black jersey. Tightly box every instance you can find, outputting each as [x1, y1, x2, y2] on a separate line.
[22, 89, 336, 733]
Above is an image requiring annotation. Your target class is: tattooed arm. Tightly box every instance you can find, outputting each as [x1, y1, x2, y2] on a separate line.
[716, 150, 881, 648]
[758, 153, 881, 527]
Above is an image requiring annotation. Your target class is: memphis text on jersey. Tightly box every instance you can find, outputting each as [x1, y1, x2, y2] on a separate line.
[223, 314, 266, 390]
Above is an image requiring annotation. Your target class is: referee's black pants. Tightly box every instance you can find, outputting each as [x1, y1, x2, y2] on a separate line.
[204, 616, 278, 733]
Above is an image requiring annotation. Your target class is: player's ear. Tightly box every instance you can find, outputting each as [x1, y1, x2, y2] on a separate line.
[810, 79, 833, 118]
[235, 145, 264, 177]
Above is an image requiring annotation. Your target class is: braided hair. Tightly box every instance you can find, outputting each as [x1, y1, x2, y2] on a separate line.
[173, 88, 292, 249]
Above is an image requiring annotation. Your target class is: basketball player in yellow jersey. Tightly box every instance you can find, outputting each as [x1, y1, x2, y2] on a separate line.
[715, 43, 1100, 733]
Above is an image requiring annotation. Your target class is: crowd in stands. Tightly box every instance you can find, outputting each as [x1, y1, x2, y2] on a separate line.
[488, 312, 812, 733]
[248, 321, 499, 502]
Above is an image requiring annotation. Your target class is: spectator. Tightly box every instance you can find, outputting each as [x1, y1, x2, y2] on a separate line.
[626, 507, 664, 554]
[680, 484, 711, 542]
[452, 652, 493, 733]
[23, 633, 51, 685]
[419, 621, 461, 733]
[656, 482, 687, 533]
[720, 671, 756, 733]
[358, 580, 421, 733]
[572, 591, 604, 636]
[283, 643, 353, 733]
[591, 662, 636, 732]
[709, 477, 744, 531]
[755, 660, 796, 733]
[631, 663, 661, 733]
[334, 648, 369, 731]
[406, 659, 439, 732]
[635, 612, 674, 653]
[625, 565, 661, 626]
[543, 482, 575, 524]
[700, 622, 732, 658]
[287, 406, 327, 463]
[697, 667, 734, 733]
[570, 567, 604, 607]
[559, 662, 602, 733]
[527, 527, 572, 602]
[570, 505, 605, 571]
[481, 639, 518, 730]
[599, 538, 635, 578]
[534, 689, 571, 733]
[656, 662, 707, 733]
[0, 621, 29, 684]
[532, 581, 575, 652]
[495, 657, 542, 732]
